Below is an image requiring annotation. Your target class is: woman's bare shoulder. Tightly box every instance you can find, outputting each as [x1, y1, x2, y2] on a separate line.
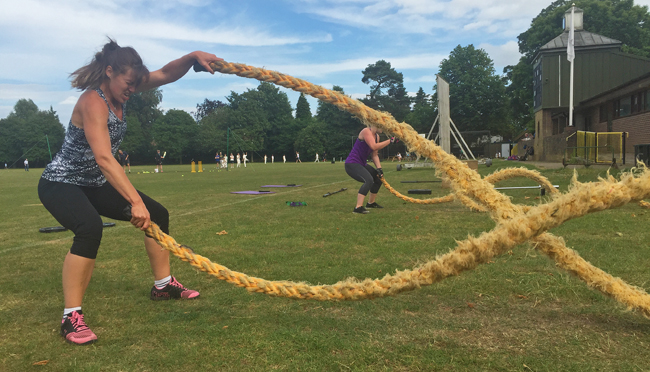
[71, 90, 109, 128]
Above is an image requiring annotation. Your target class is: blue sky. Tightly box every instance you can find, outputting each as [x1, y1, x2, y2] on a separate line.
[2, 0, 650, 127]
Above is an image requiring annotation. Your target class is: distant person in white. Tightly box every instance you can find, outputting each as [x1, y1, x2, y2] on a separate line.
[243, 152, 248, 167]
[315, 153, 319, 162]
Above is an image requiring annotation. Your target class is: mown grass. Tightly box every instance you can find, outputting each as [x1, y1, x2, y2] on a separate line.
[1, 160, 650, 371]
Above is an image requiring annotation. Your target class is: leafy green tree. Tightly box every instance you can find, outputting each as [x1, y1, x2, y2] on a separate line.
[196, 105, 230, 157]
[404, 87, 436, 134]
[226, 89, 271, 154]
[124, 88, 163, 160]
[437, 45, 509, 136]
[0, 99, 64, 167]
[151, 109, 198, 164]
[120, 114, 149, 164]
[361, 60, 411, 122]
[295, 93, 312, 121]
[315, 86, 363, 159]
[503, 60, 534, 133]
[294, 121, 328, 160]
[127, 88, 163, 132]
[256, 82, 295, 157]
[194, 98, 226, 122]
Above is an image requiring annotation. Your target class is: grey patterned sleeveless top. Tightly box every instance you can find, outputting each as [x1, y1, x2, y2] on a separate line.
[41, 89, 126, 187]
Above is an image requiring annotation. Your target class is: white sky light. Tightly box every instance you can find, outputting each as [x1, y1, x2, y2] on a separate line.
[2, 0, 650, 126]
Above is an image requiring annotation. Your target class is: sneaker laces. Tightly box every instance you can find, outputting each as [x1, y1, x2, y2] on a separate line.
[168, 277, 186, 290]
[68, 312, 90, 332]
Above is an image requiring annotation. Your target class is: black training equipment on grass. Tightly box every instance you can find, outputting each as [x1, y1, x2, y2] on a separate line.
[39, 222, 116, 233]
[408, 189, 432, 194]
[323, 188, 348, 197]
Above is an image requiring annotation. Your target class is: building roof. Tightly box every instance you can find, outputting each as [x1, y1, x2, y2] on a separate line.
[539, 30, 622, 52]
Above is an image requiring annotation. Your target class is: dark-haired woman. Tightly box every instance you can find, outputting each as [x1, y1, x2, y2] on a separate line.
[345, 126, 392, 214]
[38, 39, 222, 345]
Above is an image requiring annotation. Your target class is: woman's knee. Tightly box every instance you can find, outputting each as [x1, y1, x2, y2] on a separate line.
[148, 202, 169, 234]
[69, 216, 104, 259]
[359, 180, 373, 196]
[370, 181, 382, 194]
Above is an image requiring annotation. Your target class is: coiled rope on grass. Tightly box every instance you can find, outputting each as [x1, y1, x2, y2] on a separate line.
[381, 167, 560, 213]
[139, 60, 650, 316]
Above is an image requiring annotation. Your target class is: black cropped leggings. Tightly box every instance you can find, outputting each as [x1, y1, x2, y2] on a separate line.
[38, 178, 169, 259]
[345, 163, 382, 196]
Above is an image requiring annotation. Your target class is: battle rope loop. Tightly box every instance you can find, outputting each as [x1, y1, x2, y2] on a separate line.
[139, 60, 650, 317]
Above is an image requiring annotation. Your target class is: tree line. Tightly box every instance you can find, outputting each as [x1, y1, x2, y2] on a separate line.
[3, 0, 649, 167]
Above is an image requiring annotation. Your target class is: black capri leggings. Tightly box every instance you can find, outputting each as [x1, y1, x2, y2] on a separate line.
[38, 178, 169, 259]
[345, 163, 382, 196]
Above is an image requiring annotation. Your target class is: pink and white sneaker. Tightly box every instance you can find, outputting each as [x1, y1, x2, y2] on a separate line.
[60, 310, 97, 345]
[150, 276, 200, 301]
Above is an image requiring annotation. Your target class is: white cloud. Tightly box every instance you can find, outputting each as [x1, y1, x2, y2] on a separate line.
[478, 40, 521, 71]
[293, 0, 552, 38]
[271, 53, 445, 77]
[59, 96, 79, 105]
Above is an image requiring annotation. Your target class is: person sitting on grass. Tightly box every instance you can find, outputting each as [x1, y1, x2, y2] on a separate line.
[38, 38, 221, 345]
[344, 126, 393, 214]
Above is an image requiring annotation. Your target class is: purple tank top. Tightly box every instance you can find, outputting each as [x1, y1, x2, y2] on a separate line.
[346, 138, 373, 165]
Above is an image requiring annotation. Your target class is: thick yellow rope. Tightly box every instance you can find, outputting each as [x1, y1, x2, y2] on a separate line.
[381, 167, 558, 213]
[138, 60, 650, 316]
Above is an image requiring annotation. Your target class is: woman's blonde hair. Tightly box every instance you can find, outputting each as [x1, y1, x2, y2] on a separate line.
[70, 38, 149, 90]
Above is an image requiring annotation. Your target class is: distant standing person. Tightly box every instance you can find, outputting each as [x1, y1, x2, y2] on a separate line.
[24, 158, 29, 171]
[215, 152, 220, 167]
[296, 151, 301, 163]
[271, 155, 274, 163]
[5, 162, 8, 169]
[345, 126, 392, 214]
[155, 150, 163, 173]
[264, 154, 267, 164]
[243, 152, 248, 167]
[315, 153, 319, 162]
[283, 155, 286, 163]
[236, 153, 241, 168]
[118, 150, 131, 173]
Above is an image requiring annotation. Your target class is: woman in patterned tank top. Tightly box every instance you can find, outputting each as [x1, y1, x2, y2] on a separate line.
[38, 38, 222, 345]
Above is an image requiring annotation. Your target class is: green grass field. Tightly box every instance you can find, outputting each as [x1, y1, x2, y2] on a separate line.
[1, 160, 650, 371]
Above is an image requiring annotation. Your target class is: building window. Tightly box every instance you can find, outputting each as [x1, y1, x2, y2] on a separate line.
[533, 63, 542, 109]
[599, 104, 607, 123]
[614, 96, 631, 118]
[631, 92, 645, 114]
[551, 115, 566, 135]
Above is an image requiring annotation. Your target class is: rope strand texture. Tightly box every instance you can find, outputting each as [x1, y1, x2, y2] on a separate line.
[140, 60, 650, 316]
